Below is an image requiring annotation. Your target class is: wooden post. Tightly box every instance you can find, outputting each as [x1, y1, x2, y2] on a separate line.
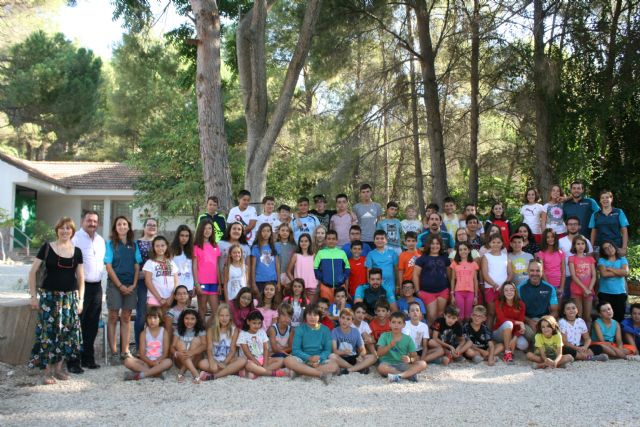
[0, 294, 37, 365]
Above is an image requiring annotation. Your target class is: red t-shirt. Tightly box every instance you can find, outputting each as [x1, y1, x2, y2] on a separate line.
[348, 256, 367, 296]
[398, 250, 421, 282]
[370, 318, 391, 341]
[494, 300, 526, 335]
[321, 316, 335, 331]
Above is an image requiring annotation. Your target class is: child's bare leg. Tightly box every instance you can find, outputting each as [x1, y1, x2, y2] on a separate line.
[487, 301, 496, 329]
[333, 355, 353, 369]
[284, 356, 322, 378]
[197, 294, 207, 323]
[436, 297, 448, 320]
[377, 363, 400, 377]
[598, 344, 618, 358]
[266, 358, 285, 370]
[423, 346, 445, 362]
[582, 297, 592, 327]
[464, 347, 479, 359]
[493, 343, 504, 356]
[317, 360, 339, 374]
[245, 360, 273, 376]
[426, 301, 439, 326]
[575, 298, 584, 318]
[526, 352, 544, 363]
[399, 361, 427, 379]
[145, 359, 173, 377]
[556, 354, 573, 368]
[456, 340, 473, 356]
[124, 358, 148, 372]
[348, 354, 377, 372]
[207, 294, 219, 324]
[214, 357, 247, 379]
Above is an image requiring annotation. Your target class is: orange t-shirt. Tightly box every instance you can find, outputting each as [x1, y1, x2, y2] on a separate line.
[370, 318, 391, 341]
[348, 256, 368, 296]
[398, 250, 421, 282]
[451, 260, 479, 293]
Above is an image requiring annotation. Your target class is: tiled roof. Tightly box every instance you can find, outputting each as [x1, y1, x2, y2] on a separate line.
[0, 152, 138, 190]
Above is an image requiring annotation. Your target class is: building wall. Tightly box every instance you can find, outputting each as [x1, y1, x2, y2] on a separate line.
[0, 161, 25, 217]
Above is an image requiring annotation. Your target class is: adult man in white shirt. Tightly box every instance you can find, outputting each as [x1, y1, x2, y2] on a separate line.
[70, 210, 106, 371]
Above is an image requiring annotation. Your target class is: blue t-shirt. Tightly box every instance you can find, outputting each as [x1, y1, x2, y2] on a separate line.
[416, 230, 455, 250]
[342, 242, 371, 259]
[517, 280, 558, 319]
[251, 244, 278, 282]
[588, 208, 629, 248]
[397, 297, 426, 316]
[563, 197, 599, 237]
[293, 214, 320, 243]
[365, 248, 399, 292]
[354, 283, 397, 304]
[591, 318, 618, 343]
[376, 219, 403, 248]
[331, 326, 363, 356]
[328, 303, 352, 318]
[597, 257, 628, 295]
[621, 318, 640, 349]
[104, 240, 143, 284]
[415, 254, 450, 293]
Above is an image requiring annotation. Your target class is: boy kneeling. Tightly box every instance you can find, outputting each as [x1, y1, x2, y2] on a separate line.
[377, 311, 427, 382]
[332, 308, 378, 374]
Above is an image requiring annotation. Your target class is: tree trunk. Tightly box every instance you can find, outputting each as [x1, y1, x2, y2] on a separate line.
[238, 0, 322, 201]
[413, 0, 448, 205]
[468, 0, 480, 205]
[532, 0, 553, 198]
[406, 5, 426, 216]
[380, 34, 390, 203]
[190, 0, 233, 210]
[390, 138, 407, 201]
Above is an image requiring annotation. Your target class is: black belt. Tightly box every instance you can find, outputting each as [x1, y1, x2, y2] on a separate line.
[85, 281, 102, 286]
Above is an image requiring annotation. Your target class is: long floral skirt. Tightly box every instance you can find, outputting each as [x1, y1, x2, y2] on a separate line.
[28, 290, 82, 368]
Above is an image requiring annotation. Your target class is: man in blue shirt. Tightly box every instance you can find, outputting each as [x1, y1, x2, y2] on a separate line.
[416, 213, 455, 251]
[517, 260, 559, 343]
[562, 180, 599, 238]
[354, 268, 398, 318]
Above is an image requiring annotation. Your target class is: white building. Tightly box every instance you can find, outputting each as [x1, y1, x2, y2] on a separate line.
[0, 152, 192, 254]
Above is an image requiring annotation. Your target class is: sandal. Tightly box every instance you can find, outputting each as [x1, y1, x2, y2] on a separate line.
[192, 376, 201, 384]
[54, 371, 70, 381]
[177, 373, 185, 383]
[42, 375, 57, 385]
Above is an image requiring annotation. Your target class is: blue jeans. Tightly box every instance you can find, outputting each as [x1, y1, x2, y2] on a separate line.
[134, 278, 147, 351]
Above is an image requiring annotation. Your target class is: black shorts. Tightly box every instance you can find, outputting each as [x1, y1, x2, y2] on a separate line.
[562, 347, 577, 357]
[343, 355, 358, 366]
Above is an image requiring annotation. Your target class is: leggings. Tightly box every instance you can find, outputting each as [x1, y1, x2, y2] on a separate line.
[454, 290, 474, 320]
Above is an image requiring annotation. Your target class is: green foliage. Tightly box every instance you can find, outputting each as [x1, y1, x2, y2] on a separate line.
[30, 220, 56, 248]
[0, 31, 102, 158]
[627, 241, 640, 282]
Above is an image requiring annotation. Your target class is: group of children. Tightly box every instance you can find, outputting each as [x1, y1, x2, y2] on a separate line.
[119, 182, 639, 383]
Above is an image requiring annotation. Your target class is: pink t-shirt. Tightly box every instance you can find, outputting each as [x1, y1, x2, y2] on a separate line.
[330, 212, 356, 246]
[568, 255, 595, 288]
[194, 243, 220, 284]
[294, 254, 318, 290]
[451, 260, 479, 293]
[536, 250, 564, 287]
[258, 307, 278, 331]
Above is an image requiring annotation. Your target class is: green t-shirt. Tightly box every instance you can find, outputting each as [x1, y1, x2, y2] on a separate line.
[377, 332, 416, 364]
[534, 333, 562, 359]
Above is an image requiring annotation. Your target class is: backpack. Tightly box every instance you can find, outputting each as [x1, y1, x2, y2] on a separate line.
[35, 243, 50, 289]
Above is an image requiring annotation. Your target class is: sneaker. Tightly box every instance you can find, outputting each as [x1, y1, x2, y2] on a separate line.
[472, 355, 483, 364]
[591, 354, 609, 362]
[199, 371, 213, 381]
[319, 372, 333, 385]
[359, 367, 370, 375]
[407, 374, 418, 383]
[339, 368, 350, 376]
[503, 351, 514, 364]
[626, 355, 640, 362]
[387, 373, 401, 383]
[123, 372, 139, 381]
[159, 372, 166, 380]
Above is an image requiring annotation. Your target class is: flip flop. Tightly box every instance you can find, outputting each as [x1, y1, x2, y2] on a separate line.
[177, 373, 185, 383]
[43, 375, 57, 385]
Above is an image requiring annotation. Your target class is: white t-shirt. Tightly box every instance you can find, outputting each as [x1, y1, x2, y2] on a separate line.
[212, 331, 233, 362]
[142, 259, 178, 299]
[237, 329, 269, 358]
[402, 320, 430, 351]
[559, 318, 588, 346]
[173, 253, 194, 291]
[227, 206, 258, 245]
[352, 321, 372, 336]
[558, 235, 593, 274]
[520, 203, 544, 235]
[255, 213, 281, 235]
[227, 264, 247, 301]
[542, 203, 567, 234]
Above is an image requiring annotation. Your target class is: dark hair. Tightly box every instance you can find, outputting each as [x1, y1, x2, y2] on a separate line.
[170, 285, 189, 307]
[195, 219, 217, 248]
[207, 196, 219, 204]
[171, 224, 194, 258]
[368, 267, 383, 277]
[408, 301, 422, 311]
[426, 203, 440, 212]
[82, 209, 100, 220]
[110, 216, 134, 249]
[386, 201, 399, 209]
[570, 180, 584, 189]
[334, 287, 347, 298]
[498, 282, 521, 311]
[253, 223, 276, 254]
[237, 189, 251, 199]
[630, 303, 640, 313]
[454, 242, 474, 263]
[221, 222, 249, 245]
[465, 214, 479, 224]
[443, 196, 456, 205]
[487, 233, 505, 251]
[373, 229, 387, 239]
[317, 297, 330, 306]
[375, 299, 391, 311]
[313, 194, 326, 203]
[141, 217, 158, 237]
[150, 235, 172, 260]
[390, 311, 406, 322]
[288, 279, 308, 307]
[257, 282, 278, 310]
[335, 193, 348, 202]
[523, 188, 540, 204]
[278, 204, 291, 212]
[352, 302, 367, 313]
[489, 201, 505, 220]
[351, 239, 363, 249]
[349, 225, 362, 232]
[540, 228, 559, 252]
[297, 196, 310, 204]
[233, 287, 255, 310]
[278, 302, 294, 316]
[177, 308, 205, 336]
[536, 315, 559, 335]
[326, 229, 338, 239]
[304, 303, 322, 319]
[423, 233, 446, 255]
[145, 306, 163, 325]
[262, 196, 275, 204]
[516, 222, 533, 239]
[243, 310, 264, 331]
[599, 240, 620, 259]
[359, 183, 372, 191]
[296, 233, 314, 255]
[565, 215, 581, 225]
[444, 305, 460, 317]
[404, 231, 417, 240]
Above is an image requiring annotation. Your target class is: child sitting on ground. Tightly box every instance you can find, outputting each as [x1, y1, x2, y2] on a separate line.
[328, 287, 351, 323]
[622, 303, 640, 353]
[237, 310, 287, 378]
[198, 304, 247, 381]
[369, 300, 392, 341]
[268, 303, 295, 357]
[332, 308, 378, 375]
[377, 311, 428, 383]
[527, 315, 574, 369]
[352, 302, 376, 356]
[558, 301, 608, 362]
[124, 307, 173, 381]
[591, 302, 639, 360]
[172, 308, 206, 383]
[402, 302, 444, 363]
[431, 305, 472, 365]
[462, 305, 501, 365]
[317, 297, 336, 331]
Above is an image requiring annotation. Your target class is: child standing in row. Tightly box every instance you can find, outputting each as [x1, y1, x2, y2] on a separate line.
[314, 230, 350, 303]
[143, 236, 179, 313]
[398, 232, 421, 294]
[193, 220, 221, 322]
[376, 201, 403, 254]
[347, 241, 367, 297]
[224, 244, 248, 302]
[227, 190, 257, 245]
[450, 242, 479, 321]
[485, 202, 510, 246]
[275, 224, 295, 288]
[250, 224, 279, 297]
[171, 225, 194, 305]
[508, 234, 533, 285]
[366, 230, 399, 296]
[286, 234, 317, 302]
[536, 229, 565, 292]
[520, 188, 544, 244]
[330, 194, 358, 246]
[481, 233, 512, 328]
[401, 205, 422, 235]
[568, 235, 596, 324]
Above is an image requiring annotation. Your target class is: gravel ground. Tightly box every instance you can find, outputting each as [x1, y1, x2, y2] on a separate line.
[1, 357, 639, 426]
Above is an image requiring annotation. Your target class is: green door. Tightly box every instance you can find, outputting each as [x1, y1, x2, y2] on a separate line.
[13, 186, 37, 247]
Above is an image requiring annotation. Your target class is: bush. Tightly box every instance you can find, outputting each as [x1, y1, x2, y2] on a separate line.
[30, 220, 56, 249]
[627, 241, 640, 282]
